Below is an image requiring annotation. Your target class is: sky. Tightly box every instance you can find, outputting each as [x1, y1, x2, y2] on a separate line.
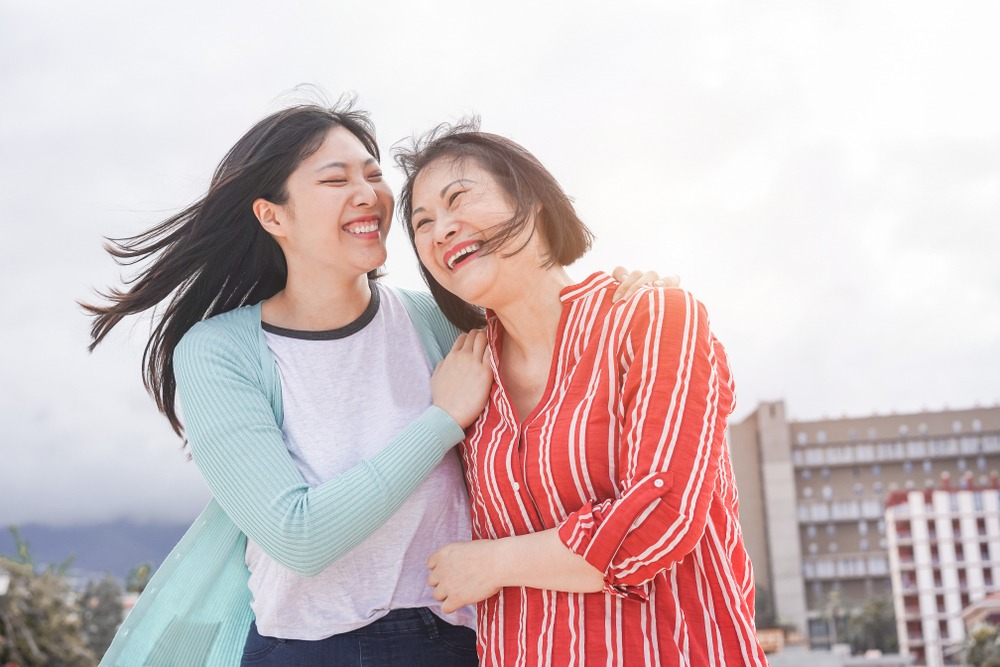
[1, 0, 998, 526]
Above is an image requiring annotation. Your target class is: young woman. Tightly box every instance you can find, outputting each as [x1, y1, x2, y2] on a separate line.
[396, 125, 769, 666]
[86, 101, 661, 666]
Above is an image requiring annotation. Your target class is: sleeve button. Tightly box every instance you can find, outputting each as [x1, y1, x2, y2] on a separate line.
[653, 479, 665, 488]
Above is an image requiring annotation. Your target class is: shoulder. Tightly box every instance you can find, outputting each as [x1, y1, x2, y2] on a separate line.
[608, 287, 716, 350]
[383, 284, 438, 312]
[176, 304, 261, 367]
[382, 284, 458, 336]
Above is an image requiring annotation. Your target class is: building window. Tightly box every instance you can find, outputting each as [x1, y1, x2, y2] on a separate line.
[978, 456, 987, 470]
[802, 468, 812, 480]
[958, 458, 968, 471]
[827, 524, 836, 537]
[821, 467, 831, 479]
[853, 466, 861, 478]
[923, 459, 933, 473]
[954, 420, 963, 433]
[860, 538, 869, 551]
[854, 483, 864, 496]
[822, 485, 833, 500]
[918, 423, 929, 435]
[829, 542, 838, 553]
[904, 460, 913, 474]
[797, 432, 808, 446]
[809, 542, 818, 555]
[868, 427, 878, 440]
[874, 481, 884, 494]
[858, 521, 869, 535]
[877, 519, 886, 534]
[803, 486, 813, 499]
[817, 430, 827, 444]
[872, 464, 881, 476]
[973, 419, 983, 432]
[807, 525, 817, 538]
[899, 424, 909, 436]
[848, 429, 858, 441]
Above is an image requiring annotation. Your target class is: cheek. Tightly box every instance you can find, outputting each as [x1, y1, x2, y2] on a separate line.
[414, 236, 435, 268]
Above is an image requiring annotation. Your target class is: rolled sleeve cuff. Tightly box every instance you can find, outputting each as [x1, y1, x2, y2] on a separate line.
[557, 472, 674, 601]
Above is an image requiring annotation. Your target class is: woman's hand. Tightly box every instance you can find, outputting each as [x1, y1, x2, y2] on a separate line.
[428, 539, 502, 613]
[611, 266, 681, 302]
[431, 329, 493, 428]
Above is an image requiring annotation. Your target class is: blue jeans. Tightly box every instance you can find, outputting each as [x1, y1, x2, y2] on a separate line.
[240, 608, 478, 666]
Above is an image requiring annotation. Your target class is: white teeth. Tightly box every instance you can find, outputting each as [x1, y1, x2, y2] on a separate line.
[447, 243, 482, 269]
[347, 222, 378, 234]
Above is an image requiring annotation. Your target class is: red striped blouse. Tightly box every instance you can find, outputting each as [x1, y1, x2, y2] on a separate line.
[461, 272, 768, 666]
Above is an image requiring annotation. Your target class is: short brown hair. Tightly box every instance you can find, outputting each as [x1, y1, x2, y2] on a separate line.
[394, 119, 594, 331]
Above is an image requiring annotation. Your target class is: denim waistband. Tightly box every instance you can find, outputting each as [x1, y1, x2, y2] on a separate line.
[351, 608, 442, 636]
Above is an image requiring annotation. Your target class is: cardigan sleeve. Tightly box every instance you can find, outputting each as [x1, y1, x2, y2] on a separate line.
[174, 320, 466, 578]
[557, 288, 735, 598]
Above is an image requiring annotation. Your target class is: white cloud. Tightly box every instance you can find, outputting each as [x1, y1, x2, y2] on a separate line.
[1, 0, 998, 524]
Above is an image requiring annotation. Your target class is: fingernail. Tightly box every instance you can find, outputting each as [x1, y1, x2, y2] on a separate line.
[653, 280, 665, 286]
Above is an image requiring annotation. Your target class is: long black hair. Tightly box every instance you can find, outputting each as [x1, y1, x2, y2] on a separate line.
[82, 101, 380, 435]
[394, 119, 594, 332]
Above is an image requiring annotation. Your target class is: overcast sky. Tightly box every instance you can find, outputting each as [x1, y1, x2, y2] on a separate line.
[2, 0, 997, 526]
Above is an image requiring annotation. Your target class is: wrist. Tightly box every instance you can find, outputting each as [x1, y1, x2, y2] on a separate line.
[489, 536, 516, 589]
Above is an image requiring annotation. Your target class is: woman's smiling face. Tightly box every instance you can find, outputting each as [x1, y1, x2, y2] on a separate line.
[409, 157, 541, 307]
[263, 125, 394, 279]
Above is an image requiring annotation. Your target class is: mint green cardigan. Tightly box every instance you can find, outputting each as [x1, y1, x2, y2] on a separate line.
[99, 287, 464, 667]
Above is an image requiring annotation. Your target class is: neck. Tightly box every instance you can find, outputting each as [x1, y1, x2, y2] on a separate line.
[491, 265, 574, 359]
[263, 265, 372, 331]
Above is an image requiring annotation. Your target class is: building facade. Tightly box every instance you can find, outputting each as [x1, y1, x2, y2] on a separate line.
[885, 488, 1000, 666]
[729, 402, 1000, 651]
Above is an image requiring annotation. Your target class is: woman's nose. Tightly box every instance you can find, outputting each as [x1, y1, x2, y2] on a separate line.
[434, 214, 459, 244]
[352, 182, 378, 207]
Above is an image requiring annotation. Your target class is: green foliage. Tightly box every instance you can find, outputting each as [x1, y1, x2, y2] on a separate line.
[80, 575, 123, 659]
[125, 563, 151, 594]
[964, 624, 1000, 667]
[844, 595, 898, 655]
[754, 584, 778, 629]
[0, 526, 96, 667]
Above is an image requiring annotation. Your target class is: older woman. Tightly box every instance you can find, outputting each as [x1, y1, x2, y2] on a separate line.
[396, 125, 768, 666]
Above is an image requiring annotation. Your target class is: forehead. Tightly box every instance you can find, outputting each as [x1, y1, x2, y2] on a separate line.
[301, 125, 372, 167]
[413, 156, 491, 195]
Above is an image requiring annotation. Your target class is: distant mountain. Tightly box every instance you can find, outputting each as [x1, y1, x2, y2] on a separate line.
[0, 520, 190, 582]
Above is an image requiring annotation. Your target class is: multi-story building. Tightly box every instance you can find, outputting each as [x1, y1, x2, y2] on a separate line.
[729, 401, 1000, 650]
[885, 487, 1000, 666]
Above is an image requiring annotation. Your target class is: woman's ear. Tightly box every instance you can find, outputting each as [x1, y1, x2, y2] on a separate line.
[253, 198, 286, 238]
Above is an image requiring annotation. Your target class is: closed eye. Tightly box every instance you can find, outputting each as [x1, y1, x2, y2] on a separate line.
[320, 178, 348, 185]
[448, 190, 465, 206]
[414, 217, 432, 230]
[367, 171, 384, 182]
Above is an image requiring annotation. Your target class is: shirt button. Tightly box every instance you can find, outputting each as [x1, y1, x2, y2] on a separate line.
[653, 479, 665, 488]
[512, 482, 521, 492]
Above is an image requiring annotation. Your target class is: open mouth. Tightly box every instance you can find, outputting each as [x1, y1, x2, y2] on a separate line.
[444, 241, 483, 270]
[344, 217, 380, 236]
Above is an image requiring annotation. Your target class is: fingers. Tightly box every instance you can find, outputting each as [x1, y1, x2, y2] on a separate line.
[612, 269, 643, 302]
[450, 332, 468, 352]
[621, 270, 659, 301]
[470, 328, 489, 362]
[611, 268, 682, 302]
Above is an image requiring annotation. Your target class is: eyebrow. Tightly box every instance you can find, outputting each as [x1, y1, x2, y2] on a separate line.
[315, 157, 378, 172]
[411, 179, 474, 220]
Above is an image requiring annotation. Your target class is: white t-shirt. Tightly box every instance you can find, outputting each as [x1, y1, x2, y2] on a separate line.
[247, 283, 475, 639]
